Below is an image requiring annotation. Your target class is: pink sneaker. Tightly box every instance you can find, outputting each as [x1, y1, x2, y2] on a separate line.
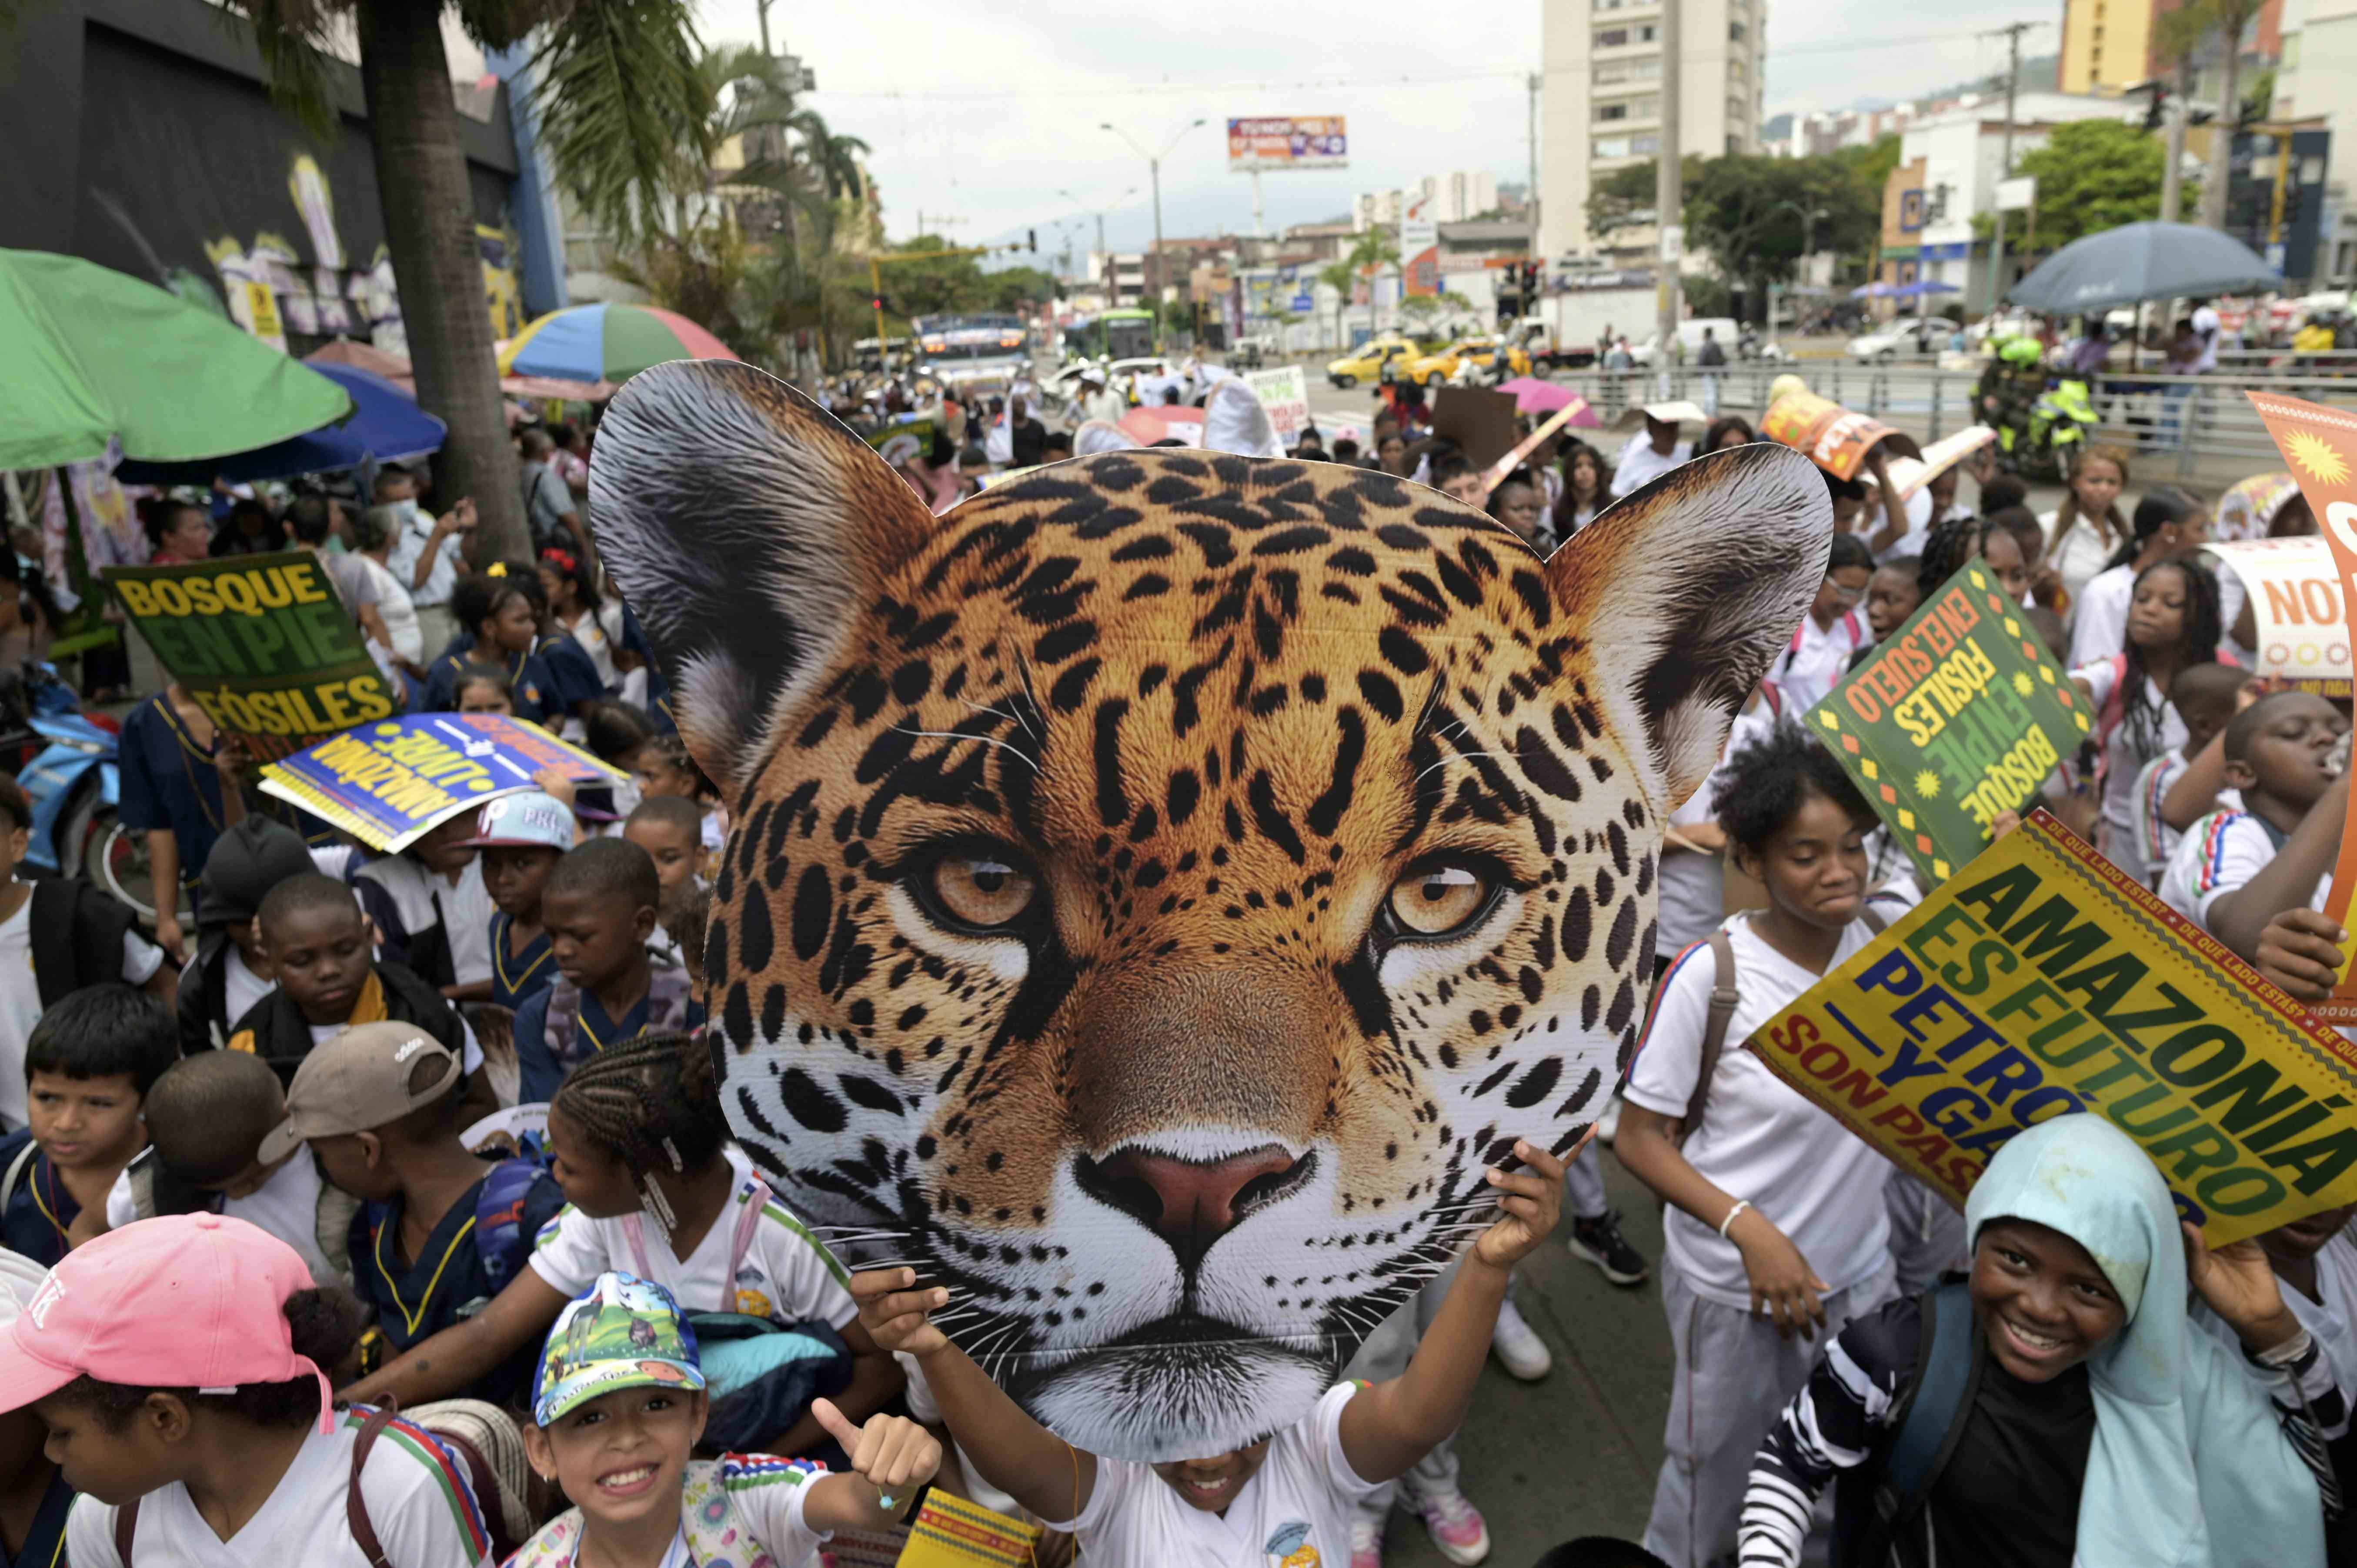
[1350, 1512, 1384, 1568]
[1417, 1489, 1492, 1565]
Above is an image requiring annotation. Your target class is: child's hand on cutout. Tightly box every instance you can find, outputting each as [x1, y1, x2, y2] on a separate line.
[1471, 1140, 1566, 1271]
[850, 1268, 951, 1358]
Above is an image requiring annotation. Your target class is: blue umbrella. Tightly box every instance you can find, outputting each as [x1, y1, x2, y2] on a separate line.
[116, 362, 446, 485]
[1895, 279, 1961, 297]
[2006, 221, 2280, 314]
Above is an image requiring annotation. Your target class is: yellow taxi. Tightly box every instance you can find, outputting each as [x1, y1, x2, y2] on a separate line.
[1400, 336, 1531, 386]
[1325, 336, 1419, 388]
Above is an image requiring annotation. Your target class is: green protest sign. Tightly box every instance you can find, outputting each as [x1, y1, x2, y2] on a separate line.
[103, 552, 402, 761]
[1807, 561, 2091, 884]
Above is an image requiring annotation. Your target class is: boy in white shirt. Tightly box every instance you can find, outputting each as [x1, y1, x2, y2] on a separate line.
[850, 1143, 1567, 1568]
[2160, 691, 2347, 966]
[2124, 662, 2244, 887]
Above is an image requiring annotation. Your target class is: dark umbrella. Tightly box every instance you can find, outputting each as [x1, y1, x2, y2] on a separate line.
[115, 362, 446, 486]
[2006, 222, 2281, 315]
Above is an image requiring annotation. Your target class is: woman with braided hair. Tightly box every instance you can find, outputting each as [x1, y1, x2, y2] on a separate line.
[344, 1031, 902, 1455]
[2070, 555, 2227, 868]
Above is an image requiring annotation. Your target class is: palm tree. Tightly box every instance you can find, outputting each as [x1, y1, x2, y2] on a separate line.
[1318, 260, 1356, 350]
[2159, 0, 2268, 229]
[231, 0, 704, 562]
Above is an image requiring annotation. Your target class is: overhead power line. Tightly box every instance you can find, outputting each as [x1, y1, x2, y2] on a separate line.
[807, 21, 2052, 102]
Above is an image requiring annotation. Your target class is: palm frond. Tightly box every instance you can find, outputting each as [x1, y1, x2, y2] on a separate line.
[528, 0, 706, 246]
[219, 0, 345, 144]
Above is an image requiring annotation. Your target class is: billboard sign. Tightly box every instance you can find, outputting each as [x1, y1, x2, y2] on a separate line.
[1400, 191, 1440, 299]
[1227, 116, 1349, 170]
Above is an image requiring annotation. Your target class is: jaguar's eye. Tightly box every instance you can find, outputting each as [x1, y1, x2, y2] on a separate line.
[919, 851, 1041, 934]
[1386, 864, 1499, 940]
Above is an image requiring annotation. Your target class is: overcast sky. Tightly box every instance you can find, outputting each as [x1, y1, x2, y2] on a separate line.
[698, 0, 2055, 259]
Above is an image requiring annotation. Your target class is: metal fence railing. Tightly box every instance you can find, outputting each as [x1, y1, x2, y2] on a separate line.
[1549, 364, 2357, 485]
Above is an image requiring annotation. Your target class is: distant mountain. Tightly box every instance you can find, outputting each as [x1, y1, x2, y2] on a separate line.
[1769, 54, 2060, 135]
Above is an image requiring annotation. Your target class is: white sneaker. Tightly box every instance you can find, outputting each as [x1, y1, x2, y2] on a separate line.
[1350, 1512, 1384, 1568]
[1416, 1489, 1492, 1565]
[1489, 1296, 1552, 1381]
[1596, 1094, 1623, 1145]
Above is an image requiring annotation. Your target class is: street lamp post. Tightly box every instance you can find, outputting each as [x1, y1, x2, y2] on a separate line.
[1101, 119, 1207, 322]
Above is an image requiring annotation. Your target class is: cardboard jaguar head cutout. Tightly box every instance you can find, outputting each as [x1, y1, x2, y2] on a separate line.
[591, 362, 1833, 1460]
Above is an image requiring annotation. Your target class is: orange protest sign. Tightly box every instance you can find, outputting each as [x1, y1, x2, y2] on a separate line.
[1762, 390, 1921, 481]
[2247, 390, 2357, 1019]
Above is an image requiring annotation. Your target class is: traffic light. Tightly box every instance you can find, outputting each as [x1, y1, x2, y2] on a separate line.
[1028, 229, 1037, 252]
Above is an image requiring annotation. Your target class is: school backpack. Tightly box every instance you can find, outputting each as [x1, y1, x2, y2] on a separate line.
[110, 1401, 526, 1565]
[1833, 1281, 1981, 1568]
[537, 963, 696, 1084]
[470, 1151, 559, 1295]
[1679, 904, 1887, 1141]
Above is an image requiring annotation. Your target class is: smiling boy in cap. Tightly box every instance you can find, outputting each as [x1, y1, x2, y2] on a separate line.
[274, 1021, 564, 1402]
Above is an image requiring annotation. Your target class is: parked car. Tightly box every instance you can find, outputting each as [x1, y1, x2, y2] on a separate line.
[1847, 316, 1952, 362]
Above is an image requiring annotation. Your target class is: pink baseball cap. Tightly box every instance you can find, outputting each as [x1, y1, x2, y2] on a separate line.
[0, 1214, 334, 1433]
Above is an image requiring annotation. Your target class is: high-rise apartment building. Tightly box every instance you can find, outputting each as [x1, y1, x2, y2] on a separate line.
[2060, 0, 2283, 93]
[1537, 0, 1769, 262]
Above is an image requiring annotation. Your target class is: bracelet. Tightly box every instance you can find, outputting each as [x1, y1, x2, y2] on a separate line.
[1718, 1198, 1752, 1240]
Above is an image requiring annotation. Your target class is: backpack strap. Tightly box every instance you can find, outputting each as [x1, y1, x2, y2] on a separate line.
[1864, 1281, 1984, 1559]
[0, 1137, 41, 1219]
[114, 1496, 137, 1563]
[1682, 929, 1741, 1141]
[1861, 903, 1890, 936]
[346, 1402, 402, 1568]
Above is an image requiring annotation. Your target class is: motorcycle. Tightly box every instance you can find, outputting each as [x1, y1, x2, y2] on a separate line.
[10, 667, 142, 911]
[2001, 376, 2097, 482]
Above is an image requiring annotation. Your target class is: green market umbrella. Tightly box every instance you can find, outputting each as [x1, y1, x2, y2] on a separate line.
[0, 249, 353, 471]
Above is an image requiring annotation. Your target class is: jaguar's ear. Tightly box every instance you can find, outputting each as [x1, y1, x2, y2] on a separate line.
[588, 360, 937, 792]
[1543, 442, 1833, 810]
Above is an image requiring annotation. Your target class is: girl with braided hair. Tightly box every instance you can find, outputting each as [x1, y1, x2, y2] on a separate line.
[345, 1031, 902, 1455]
[2068, 487, 2214, 670]
[2070, 555, 2227, 868]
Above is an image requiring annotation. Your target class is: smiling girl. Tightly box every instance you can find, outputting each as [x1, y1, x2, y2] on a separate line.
[1739, 1114, 2344, 1568]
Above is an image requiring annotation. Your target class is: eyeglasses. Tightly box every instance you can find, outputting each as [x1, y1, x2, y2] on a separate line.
[1823, 577, 1866, 602]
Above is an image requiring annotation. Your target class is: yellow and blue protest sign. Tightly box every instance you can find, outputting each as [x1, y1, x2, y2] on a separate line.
[257, 714, 625, 852]
[1749, 811, 2357, 1245]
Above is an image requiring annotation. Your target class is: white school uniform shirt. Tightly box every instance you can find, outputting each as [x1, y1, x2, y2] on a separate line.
[357, 554, 423, 664]
[222, 944, 272, 1031]
[1612, 434, 1692, 495]
[67, 1405, 494, 1568]
[357, 856, 494, 988]
[104, 1149, 342, 1287]
[2044, 509, 2118, 611]
[2283, 1231, 2357, 1418]
[1879, 492, 1968, 563]
[2067, 562, 2135, 671]
[531, 1146, 857, 1328]
[2127, 746, 2244, 890]
[1623, 913, 1894, 1308]
[1767, 609, 1871, 716]
[2159, 806, 2330, 928]
[1060, 1381, 1382, 1568]
[2073, 655, 2185, 872]
[0, 898, 162, 1128]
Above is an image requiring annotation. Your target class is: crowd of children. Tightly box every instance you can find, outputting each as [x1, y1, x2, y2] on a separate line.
[0, 392, 2346, 1568]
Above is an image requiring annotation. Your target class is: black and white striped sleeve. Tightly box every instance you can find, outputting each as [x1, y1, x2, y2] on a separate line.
[1738, 1297, 1921, 1568]
[2254, 1329, 2347, 1519]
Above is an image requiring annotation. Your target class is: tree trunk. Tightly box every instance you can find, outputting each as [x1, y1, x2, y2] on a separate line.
[356, 0, 528, 562]
[2202, 23, 2244, 229]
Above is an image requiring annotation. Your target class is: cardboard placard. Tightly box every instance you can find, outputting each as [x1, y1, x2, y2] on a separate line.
[1432, 386, 1522, 470]
[1885, 426, 1996, 503]
[1245, 365, 1312, 448]
[1477, 398, 1592, 497]
[101, 552, 402, 761]
[2247, 390, 2357, 1019]
[1763, 390, 1923, 481]
[258, 713, 624, 851]
[1808, 561, 2093, 884]
[2203, 537, 2351, 696]
[1749, 811, 2357, 1244]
